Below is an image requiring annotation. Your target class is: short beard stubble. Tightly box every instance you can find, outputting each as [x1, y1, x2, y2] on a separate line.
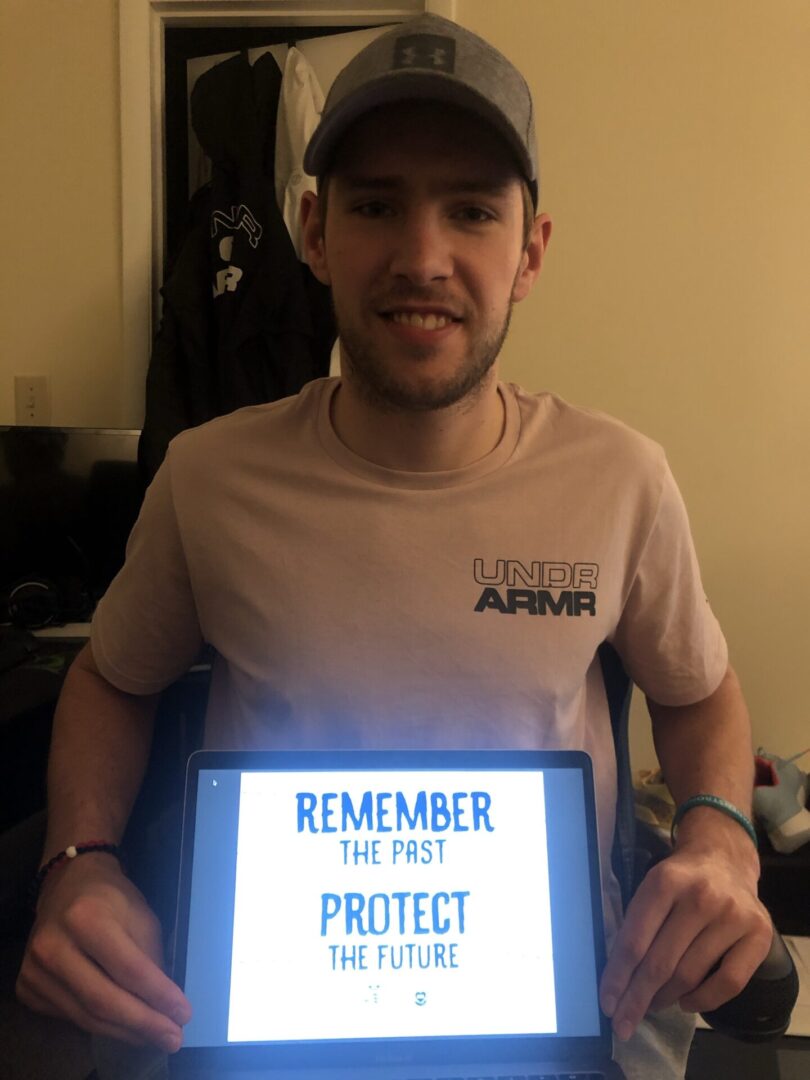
[336, 301, 514, 415]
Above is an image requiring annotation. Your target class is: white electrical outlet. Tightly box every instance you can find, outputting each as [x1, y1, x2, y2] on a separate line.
[14, 375, 51, 425]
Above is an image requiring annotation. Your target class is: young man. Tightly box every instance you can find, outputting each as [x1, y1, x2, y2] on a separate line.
[17, 14, 771, 1079]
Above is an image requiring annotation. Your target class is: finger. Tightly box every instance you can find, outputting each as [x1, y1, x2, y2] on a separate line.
[22, 931, 185, 1051]
[649, 921, 741, 1012]
[609, 897, 742, 1040]
[599, 875, 675, 1016]
[68, 905, 191, 1025]
[651, 901, 773, 1013]
[679, 932, 772, 1014]
[17, 976, 179, 1049]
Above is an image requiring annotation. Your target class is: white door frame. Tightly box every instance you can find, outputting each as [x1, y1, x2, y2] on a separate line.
[118, 0, 456, 426]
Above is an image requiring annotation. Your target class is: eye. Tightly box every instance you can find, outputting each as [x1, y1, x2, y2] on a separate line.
[353, 201, 394, 218]
[454, 206, 497, 224]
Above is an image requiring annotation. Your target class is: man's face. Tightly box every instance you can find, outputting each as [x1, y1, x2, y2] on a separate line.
[303, 102, 546, 413]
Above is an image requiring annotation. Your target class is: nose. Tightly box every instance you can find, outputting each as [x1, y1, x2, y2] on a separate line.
[387, 210, 453, 285]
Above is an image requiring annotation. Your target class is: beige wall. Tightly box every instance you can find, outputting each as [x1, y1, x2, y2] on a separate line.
[1, 0, 122, 428]
[458, 0, 810, 770]
[2, 1, 808, 768]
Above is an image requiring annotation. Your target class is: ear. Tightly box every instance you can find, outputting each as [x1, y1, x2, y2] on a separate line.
[511, 212, 552, 304]
[300, 189, 331, 286]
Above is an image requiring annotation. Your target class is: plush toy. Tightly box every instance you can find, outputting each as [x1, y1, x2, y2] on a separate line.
[753, 747, 810, 854]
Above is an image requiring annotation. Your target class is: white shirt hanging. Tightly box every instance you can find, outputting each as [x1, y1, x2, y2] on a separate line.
[274, 47, 324, 261]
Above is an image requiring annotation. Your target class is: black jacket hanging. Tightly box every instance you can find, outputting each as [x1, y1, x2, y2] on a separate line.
[139, 51, 335, 482]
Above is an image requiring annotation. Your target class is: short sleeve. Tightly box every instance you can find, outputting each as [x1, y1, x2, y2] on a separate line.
[609, 459, 728, 705]
[91, 453, 203, 695]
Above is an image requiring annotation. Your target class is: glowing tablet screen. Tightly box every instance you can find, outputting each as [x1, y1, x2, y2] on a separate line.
[227, 770, 554, 1042]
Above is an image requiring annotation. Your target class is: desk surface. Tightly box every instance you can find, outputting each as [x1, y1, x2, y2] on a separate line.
[688, 1030, 809, 1079]
[32, 622, 91, 641]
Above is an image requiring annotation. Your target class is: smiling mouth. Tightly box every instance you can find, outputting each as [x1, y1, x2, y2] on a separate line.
[383, 311, 460, 330]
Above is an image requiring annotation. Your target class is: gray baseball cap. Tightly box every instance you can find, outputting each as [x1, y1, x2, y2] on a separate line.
[303, 13, 539, 207]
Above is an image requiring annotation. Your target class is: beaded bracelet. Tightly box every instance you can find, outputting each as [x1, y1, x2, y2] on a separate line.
[670, 794, 758, 850]
[30, 841, 123, 908]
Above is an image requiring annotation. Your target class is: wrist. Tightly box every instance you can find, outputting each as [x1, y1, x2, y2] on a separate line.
[672, 805, 760, 880]
[32, 841, 124, 908]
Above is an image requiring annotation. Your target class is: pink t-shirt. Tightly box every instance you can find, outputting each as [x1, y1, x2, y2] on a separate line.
[92, 378, 728, 938]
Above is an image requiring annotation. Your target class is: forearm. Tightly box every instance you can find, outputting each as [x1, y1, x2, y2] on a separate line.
[648, 663, 758, 877]
[42, 642, 160, 861]
[649, 664, 754, 808]
[600, 665, 770, 1034]
[19, 644, 192, 1050]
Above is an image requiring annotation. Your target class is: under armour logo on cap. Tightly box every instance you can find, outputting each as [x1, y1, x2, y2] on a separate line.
[393, 34, 456, 73]
[303, 13, 538, 206]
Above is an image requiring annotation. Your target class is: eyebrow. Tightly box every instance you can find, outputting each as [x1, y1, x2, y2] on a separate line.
[339, 175, 514, 197]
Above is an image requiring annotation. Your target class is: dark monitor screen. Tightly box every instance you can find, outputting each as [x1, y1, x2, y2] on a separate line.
[0, 427, 145, 626]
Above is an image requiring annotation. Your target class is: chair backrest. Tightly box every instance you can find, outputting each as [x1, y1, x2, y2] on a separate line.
[597, 641, 638, 912]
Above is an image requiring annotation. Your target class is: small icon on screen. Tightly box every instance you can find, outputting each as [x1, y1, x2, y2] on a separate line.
[212, 779, 218, 787]
[414, 991, 427, 1006]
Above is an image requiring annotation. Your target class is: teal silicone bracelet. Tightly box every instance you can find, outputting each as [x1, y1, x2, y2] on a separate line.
[670, 794, 758, 850]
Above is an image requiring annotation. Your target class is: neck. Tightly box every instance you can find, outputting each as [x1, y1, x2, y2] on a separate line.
[331, 374, 505, 472]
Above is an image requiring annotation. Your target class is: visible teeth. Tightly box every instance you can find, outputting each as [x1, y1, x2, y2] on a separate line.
[391, 312, 450, 329]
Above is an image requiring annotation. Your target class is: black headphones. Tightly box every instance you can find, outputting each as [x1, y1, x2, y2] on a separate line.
[3, 575, 92, 630]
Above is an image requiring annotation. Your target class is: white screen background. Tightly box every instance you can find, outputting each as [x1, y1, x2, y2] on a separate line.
[228, 769, 555, 1042]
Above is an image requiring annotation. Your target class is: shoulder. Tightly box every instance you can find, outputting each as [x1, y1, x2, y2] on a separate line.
[166, 378, 332, 468]
[507, 384, 668, 483]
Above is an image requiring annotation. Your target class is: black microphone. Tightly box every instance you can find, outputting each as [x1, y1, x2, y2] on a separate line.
[700, 929, 799, 1042]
